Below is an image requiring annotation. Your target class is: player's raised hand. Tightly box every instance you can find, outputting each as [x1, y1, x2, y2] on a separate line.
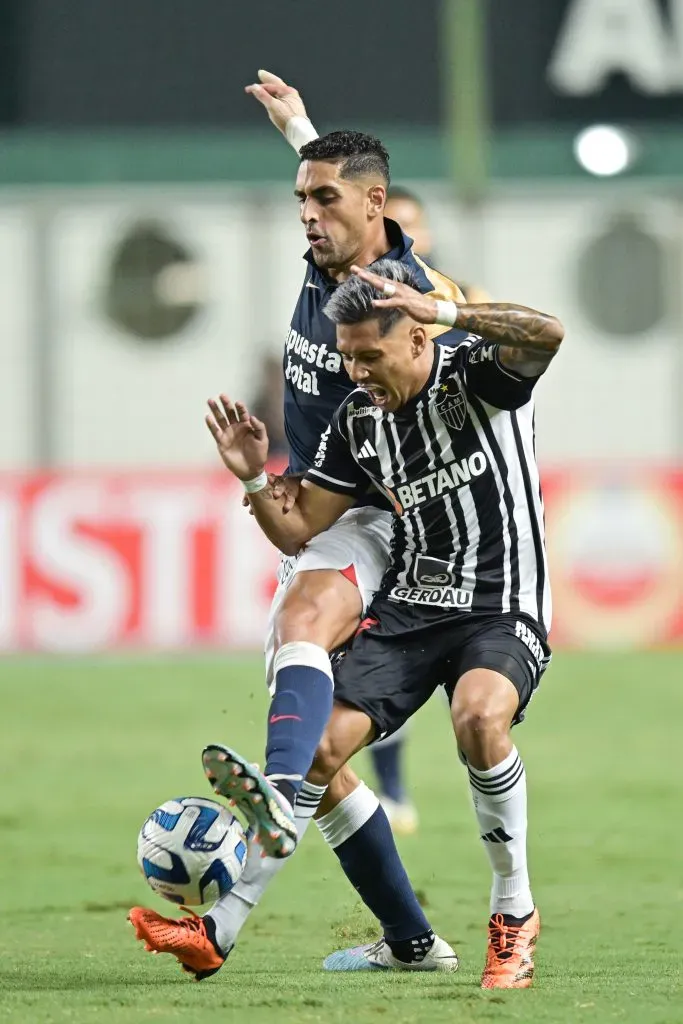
[350, 265, 440, 325]
[206, 395, 269, 481]
[245, 69, 309, 136]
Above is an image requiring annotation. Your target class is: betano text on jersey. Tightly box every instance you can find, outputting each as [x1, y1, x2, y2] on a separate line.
[306, 336, 551, 632]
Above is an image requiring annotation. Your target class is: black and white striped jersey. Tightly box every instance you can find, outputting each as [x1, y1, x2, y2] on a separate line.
[306, 334, 551, 632]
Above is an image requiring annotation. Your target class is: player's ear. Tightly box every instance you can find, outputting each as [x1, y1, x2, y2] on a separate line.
[410, 324, 428, 357]
[367, 184, 386, 219]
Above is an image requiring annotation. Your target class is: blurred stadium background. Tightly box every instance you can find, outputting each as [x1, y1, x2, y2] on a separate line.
[1, 3, 682, 1022]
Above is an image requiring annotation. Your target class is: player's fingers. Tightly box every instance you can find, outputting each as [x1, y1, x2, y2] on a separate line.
[242, 493, 250, 507]
[258, 69, 290, 94]
[282, 489, 296, 514]
[219, 394, 240, 425]
[258, 69, 286, 85]
[244, 84, 273, 107]
[370, 297, 404, 309]
[249, 415, 267, 439]
[350, 264, 405, 298]
[269, 473, 284, 497]
[350, 264, 388, 288]
[234, 400, 250, 423]
[205, 413, 221, 441]
[207, 398, 228, 430]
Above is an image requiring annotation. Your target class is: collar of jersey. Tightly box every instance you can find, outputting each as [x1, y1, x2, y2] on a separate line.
[303, 218, 413, 282]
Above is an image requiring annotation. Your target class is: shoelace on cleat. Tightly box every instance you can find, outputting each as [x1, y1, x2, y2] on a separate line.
[488, 914, 525, 963]
[178, 907, 207, 933]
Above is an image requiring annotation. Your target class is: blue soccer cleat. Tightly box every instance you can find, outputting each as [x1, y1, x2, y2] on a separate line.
[202, 744, 298, 859]
[323, 935, 459, 972]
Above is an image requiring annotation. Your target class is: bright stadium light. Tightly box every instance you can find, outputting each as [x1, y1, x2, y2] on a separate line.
[573, 125, 636, 177]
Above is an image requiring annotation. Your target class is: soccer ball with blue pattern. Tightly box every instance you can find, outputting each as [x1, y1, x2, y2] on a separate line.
[137, 796, 248, 906]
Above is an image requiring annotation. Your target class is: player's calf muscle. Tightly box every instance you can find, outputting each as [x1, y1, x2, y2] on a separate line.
[275, 569, 362, 650]
[308, 707, 374, 786]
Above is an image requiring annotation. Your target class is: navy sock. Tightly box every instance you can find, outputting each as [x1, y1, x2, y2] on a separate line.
[264, 642, 333, 801]
[332, 805, 430, 943]
[370, 738, 406, 803]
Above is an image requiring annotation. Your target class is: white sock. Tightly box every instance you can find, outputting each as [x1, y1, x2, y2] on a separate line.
[467, 746, 534, 919]
[206, 780, 327, 953]
[316, 780, 379, 849]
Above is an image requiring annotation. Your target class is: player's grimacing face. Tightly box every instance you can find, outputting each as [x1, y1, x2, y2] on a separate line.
[295, 160, 379, 270]
[337, 318, 427, 412]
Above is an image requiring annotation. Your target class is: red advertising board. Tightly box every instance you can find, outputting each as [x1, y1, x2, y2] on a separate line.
[0, 468, 681, 652]
[0, 472, 279, 652]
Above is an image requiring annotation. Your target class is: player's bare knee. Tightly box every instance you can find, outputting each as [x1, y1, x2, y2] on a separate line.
[276, 594, 322, 646]
[275, 573, 360, 651]
[453, 701, 509, 751]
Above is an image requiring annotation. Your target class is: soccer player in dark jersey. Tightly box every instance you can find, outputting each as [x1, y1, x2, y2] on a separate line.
[129, 84, 464, 977]
[203, 259, 562, 987]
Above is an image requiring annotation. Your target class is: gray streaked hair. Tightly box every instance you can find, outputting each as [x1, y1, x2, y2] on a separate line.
[323, 258, 420, 338]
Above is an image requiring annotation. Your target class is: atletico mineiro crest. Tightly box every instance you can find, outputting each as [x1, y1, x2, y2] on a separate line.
[432, 375, 467, 431]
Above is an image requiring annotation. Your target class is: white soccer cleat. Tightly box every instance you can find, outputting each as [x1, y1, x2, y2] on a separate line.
[323, 934, 458, 972]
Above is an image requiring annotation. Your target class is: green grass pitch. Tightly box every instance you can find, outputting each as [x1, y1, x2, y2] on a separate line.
[1, 651, 681, 1024]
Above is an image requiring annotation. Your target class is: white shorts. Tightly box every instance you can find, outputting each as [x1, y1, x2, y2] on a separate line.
[264, 506, 393, 692]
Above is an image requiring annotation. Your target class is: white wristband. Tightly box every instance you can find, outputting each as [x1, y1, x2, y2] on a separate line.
[434, 299, 458, 327]
[243, 471, 268, 494]
[285, 116, 319, 153]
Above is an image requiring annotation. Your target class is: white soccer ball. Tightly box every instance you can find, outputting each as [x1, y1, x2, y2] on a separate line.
[137, 796, 248, 906]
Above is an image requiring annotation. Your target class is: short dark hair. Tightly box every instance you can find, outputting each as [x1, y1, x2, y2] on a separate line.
[299, 130, 390, 185]
[323, 258, 418, 337]
[386, 185, 423, 207]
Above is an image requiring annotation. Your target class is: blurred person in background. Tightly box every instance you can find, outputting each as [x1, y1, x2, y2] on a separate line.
[386, 186, 491, 303]
[367, 189, 492, 834]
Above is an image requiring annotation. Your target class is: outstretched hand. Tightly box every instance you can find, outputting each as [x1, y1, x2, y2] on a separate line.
[206, 395, 269, 482]
[244, 69, 309, 136]
[350, 265, 440, 325]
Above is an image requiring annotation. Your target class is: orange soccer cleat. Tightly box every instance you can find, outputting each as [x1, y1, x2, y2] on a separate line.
[128, 906, 226, 981]
[480, 907, 540, 990]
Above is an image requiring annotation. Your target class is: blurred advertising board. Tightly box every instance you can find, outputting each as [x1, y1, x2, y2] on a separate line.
[0, 468, 681, 652]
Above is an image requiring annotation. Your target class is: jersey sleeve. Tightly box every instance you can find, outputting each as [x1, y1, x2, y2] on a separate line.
[459, 336, 541, 410]
[305, 405, 368, 497]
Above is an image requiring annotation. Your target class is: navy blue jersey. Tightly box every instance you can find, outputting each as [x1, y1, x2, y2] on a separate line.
[283, 218, 464, 475]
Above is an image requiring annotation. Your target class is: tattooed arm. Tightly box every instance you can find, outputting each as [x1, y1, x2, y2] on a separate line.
[454, 303, 564, 377]
[350, 265, 565, 378]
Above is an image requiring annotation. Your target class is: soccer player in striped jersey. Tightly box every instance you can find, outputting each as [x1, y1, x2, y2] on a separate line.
[372, 187, 493, 834]
[204, 258, 562, 988]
